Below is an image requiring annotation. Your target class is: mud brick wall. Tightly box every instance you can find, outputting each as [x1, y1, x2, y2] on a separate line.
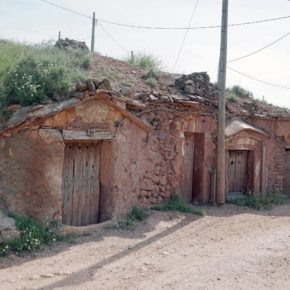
[253, 118, 287, 193]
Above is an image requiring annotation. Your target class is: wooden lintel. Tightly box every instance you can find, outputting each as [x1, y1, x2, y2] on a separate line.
[63, 130, 114, 141]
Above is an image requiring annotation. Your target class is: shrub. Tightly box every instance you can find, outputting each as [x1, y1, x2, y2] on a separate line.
[0, 40, 91, 107]
[226, 193, 289, 210]
[0, 214, 56, 257]
[126, 53, 161, 87]
[152, 195, 204, 216]
[146, 77, 158, 88]
[116, 206, 150, 230]
[127, 53, 161, 73]
[226, 94, 238, 103]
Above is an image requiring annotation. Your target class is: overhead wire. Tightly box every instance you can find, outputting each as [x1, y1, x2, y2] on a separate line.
[98, 22, 129, 54]
[228, 31, 290, 62]
[227, 67, 290, 90]
[172, 0, 199, 71]
[40, 0, 290, 30]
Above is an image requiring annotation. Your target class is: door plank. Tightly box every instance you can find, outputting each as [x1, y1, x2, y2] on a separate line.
[184, 134, 195, 202]
[89, 142, 101, 224]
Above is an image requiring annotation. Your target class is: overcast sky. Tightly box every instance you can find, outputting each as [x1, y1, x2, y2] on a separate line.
[1, 0, 290, 107]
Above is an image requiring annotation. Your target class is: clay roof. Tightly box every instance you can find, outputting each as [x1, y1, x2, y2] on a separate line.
[225, 120, 268, 138]
[0, 91, 151, 136]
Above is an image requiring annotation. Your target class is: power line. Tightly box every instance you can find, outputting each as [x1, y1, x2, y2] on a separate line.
[228, 32, 290, 62]
[98, 23, 129, 54]
[40, 0, 91, 19]
[40, 0, 290, 30]
[172, 0, 199, 71]
[227, 66, 290, 90]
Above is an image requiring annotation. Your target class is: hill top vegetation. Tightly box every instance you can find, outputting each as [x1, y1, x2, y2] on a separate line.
[0, 40, 91, 110]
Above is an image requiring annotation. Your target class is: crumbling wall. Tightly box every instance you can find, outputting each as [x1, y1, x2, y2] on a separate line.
[0, 129, 64, 222]
[253, 118, 287, 193]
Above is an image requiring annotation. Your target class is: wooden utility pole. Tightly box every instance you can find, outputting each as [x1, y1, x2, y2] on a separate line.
[58, 31, 61, 41]
[216, 0, 228, 204]
[91, 12, 96, 53]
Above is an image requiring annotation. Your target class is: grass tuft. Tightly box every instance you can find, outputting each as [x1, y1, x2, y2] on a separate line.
[226, 193, 289, 210]
[152, 195, 205, 216]
[114, 206, 150, 230]
[0, 214, 57, 257]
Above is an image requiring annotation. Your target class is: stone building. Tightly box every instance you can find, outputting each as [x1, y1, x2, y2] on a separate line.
[1, 71, 290, 227]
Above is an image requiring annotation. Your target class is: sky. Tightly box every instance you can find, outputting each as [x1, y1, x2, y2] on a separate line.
[0, 0, 290, 108]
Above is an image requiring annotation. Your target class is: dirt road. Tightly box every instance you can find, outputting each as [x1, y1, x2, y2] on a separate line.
[1, 204, 290, 290]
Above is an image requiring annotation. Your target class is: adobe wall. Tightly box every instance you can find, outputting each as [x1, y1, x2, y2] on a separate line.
[134, 109, 217, 205]
[0, 97, 149, 223]
[252, 117, 290, 193]
[0, 129, 64, 222]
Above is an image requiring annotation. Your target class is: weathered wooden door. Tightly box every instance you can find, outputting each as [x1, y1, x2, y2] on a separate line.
[184, 133, 195, 201]
[228, 150, 248, 193]
[62, 142, 101, 226]
[285, 150, 290, 196]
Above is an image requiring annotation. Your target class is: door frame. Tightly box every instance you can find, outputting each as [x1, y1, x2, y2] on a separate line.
[62, 140, 102, 226]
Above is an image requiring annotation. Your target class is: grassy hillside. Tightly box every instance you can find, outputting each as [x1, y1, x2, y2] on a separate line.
[0, 40, 91, 109]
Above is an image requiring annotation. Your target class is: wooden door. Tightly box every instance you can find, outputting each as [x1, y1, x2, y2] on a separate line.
[285, 150, 290, 196]
[62, 142, 101, 226]
[228, 150, 248, 193]
[184, 133, 195, 201]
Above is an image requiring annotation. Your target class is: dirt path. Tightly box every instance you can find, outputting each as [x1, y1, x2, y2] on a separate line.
[1, 204, 290, 290]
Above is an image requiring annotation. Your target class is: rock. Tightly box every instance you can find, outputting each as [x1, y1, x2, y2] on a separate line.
[76, 82, 87, 92]
[55, 38, 89, 51]
[87, 79, 96, 91]
[184, 85, 195, 95]
[93, 80, 100, 88]
[52, 92, 67, 102]
[0, 209, 20, 243]
[98, 79, 111, 90]
[120, 84, 133, 97]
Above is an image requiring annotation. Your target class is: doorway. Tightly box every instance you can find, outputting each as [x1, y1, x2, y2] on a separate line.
[228, 150, 252, 194]
[183, 133, 205, 202]
[62, 142, 101, 226]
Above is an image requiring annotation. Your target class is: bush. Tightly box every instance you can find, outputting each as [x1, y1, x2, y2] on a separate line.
[126, 53, 161, 87]
[226, 94, 238, 103]
[146, 77, 158, 88]
[152, 195, 204, 216]
[0, 40, 91, 107]
[117, 206, 150, 230]
[226, 193, 289, 210]
[0, 214, 56, 257]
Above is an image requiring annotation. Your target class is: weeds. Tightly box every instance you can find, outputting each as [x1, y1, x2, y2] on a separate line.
[114, 206, 150, 230]
[152, 195, 205, 216]
[126, 53, 161, 87]
[0, 214, 57, 257]
[226, 193, 289, 210]
[0, 40, 91, 107]
[145, 77, 158, 88]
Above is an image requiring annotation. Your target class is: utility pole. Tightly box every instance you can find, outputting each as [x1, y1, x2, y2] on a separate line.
[91, 12, 96, 53]
[58, 31, 61, 41]
[216, 0, 228, 204]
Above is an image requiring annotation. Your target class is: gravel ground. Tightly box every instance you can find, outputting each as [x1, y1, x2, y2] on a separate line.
[1, 204, 290, 290]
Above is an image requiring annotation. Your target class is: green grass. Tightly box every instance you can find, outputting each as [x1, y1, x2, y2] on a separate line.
[145, 77, 158, 88]
[113, 206, 150, 230]
[226, 94, 238, 103]
[0, 40, 91, 108]
[0, 214, 57, 257]
[226, 193, 289, 210]
[126, 53, 161, 86]
[152, 195, 205, 216]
